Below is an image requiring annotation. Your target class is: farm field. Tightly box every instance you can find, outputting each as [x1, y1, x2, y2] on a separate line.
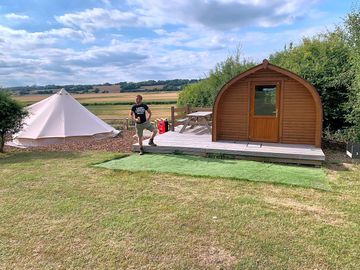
[14, 91, 178, 105]
[86, 104, 172, 120]
[0, 150, 359, 269]
[92, 84, 120, 93]
[14, 91, 178, 120]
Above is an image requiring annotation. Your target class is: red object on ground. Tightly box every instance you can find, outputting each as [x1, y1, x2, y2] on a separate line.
[157, 120, 166, 134]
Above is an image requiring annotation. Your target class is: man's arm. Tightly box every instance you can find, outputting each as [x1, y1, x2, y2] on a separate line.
[146, 108, 152, 122]
[130, 110, 137, 122]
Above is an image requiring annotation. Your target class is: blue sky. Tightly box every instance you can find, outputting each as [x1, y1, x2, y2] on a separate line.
[0, 0, 354, 87]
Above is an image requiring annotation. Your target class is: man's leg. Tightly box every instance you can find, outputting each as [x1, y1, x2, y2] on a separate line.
[147, 122, 157, 146]
[150, 128, 157, 140]
[136, 123, 145, 155]
[138, 135, 143, 148]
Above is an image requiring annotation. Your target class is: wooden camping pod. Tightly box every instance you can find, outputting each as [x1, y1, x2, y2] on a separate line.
[212, 59, 323, 147]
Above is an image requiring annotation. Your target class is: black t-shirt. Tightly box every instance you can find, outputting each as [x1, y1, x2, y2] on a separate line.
[131, 103, 149, 124]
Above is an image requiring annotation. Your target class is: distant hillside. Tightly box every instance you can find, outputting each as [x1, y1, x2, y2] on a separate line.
[117, 79, 199, 93]
[92, 85, 120, 93]
[3, 79, 200, 96]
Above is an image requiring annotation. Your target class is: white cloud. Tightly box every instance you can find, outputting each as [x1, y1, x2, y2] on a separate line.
[0, 25, 95, 50]
[4, 13, 29, 20]
[0, 25, 55, 49]
[55, 0, 319, 32]
[128, 0, 319, 30]
[55, 8, 143, 30]
[46, 28, 95, 43]
[63, 45, 148, 67]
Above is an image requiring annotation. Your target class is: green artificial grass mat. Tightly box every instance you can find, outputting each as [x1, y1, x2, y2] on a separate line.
[96, 154, 329, 190]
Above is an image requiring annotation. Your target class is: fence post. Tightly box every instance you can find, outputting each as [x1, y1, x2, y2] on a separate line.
[186, 104, 191, 114]
[170, 106, 175, 131]
[126, 118, 129, 130]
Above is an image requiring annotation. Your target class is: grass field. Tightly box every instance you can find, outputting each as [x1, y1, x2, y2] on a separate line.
[15, 91, 178, 105]
[1, 151, 359, 269]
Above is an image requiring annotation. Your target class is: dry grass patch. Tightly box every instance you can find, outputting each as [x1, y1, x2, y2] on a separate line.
[263, 197, 347, 226]
[196, 245, 237, 269]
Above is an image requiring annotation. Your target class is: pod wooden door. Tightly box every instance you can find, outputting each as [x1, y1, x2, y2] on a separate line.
[249, 82, 280, 142]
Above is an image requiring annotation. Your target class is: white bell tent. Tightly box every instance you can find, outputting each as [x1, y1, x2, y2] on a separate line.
[12, 89, 119, 147]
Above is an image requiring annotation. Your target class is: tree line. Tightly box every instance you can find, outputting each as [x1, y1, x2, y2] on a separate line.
[3, 79, 200, 95]
[119, 79, 199, 91]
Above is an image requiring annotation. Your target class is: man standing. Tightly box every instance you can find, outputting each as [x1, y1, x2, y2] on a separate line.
[130, 95, 157, 155]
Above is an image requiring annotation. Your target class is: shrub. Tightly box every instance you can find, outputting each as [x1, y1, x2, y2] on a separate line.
[178, 50, 256, 107]
[344, 7, 360, 142]
[269, 30, 353, 131]
[0, 91, 28, 152]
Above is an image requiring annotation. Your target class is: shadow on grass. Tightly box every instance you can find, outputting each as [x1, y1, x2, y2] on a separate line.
[0, 151, 82, 165]
[89, 154, 129, 167]
[170, 153, 238, 164]
[153, 153, 319, 168]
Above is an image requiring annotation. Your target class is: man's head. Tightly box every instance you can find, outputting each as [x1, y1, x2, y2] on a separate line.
[135, 95, 143, 104]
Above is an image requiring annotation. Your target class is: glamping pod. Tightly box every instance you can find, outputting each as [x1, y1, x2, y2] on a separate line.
[212, 60, 322, 147]
[13, 89, 119, 147]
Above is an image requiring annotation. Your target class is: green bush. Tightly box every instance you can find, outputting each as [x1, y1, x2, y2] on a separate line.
[269, 30, 353, 131]
[344, 7, 360, 142]
[178, 51, 256, 107]
[0, 91, 28, 152]
[323, 127, 357, 143]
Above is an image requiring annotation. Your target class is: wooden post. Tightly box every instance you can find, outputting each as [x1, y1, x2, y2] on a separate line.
[126, 118, 129, 130]
[186, 104, 191, 114]
[170, 106, 175, 131]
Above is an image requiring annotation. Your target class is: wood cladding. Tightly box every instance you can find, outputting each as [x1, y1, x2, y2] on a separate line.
[217, 82, 248, 140]
[281, 81, 316, 145]
[246, 69, 286, 80]
[212, 60, 322, 147]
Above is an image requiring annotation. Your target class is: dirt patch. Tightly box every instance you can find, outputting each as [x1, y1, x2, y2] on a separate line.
[326, 162, 354, 172]
[264, 197, 347, 226]
[324, 148, 353, 164]
[196, 245, 237, 269]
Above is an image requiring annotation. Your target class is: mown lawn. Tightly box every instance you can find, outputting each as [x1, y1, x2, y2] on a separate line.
[0, 151, 359, 269]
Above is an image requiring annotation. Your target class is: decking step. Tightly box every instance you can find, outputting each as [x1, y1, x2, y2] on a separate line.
[132, 131, 325, 166]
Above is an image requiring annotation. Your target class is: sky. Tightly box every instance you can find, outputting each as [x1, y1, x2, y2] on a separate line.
[0, 0, 354, 87]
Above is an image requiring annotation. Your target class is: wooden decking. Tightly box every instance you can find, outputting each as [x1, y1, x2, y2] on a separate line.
[132, 126, 325, 165]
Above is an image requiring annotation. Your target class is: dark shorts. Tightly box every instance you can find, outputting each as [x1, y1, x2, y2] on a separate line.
[135, 121, 156, 138]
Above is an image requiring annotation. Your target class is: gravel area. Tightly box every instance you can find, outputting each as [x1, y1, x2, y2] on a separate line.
[4, 130, 138, 153]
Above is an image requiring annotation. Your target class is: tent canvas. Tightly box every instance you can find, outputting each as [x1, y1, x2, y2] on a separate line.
[12, 89, 119, 147]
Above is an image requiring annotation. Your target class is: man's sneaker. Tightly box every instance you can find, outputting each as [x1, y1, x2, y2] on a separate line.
[148, 139, 157, 146]
[139, 147, 144, 155]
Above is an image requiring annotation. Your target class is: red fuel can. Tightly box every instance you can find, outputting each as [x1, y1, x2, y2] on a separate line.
[157, 119, 166, 134]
